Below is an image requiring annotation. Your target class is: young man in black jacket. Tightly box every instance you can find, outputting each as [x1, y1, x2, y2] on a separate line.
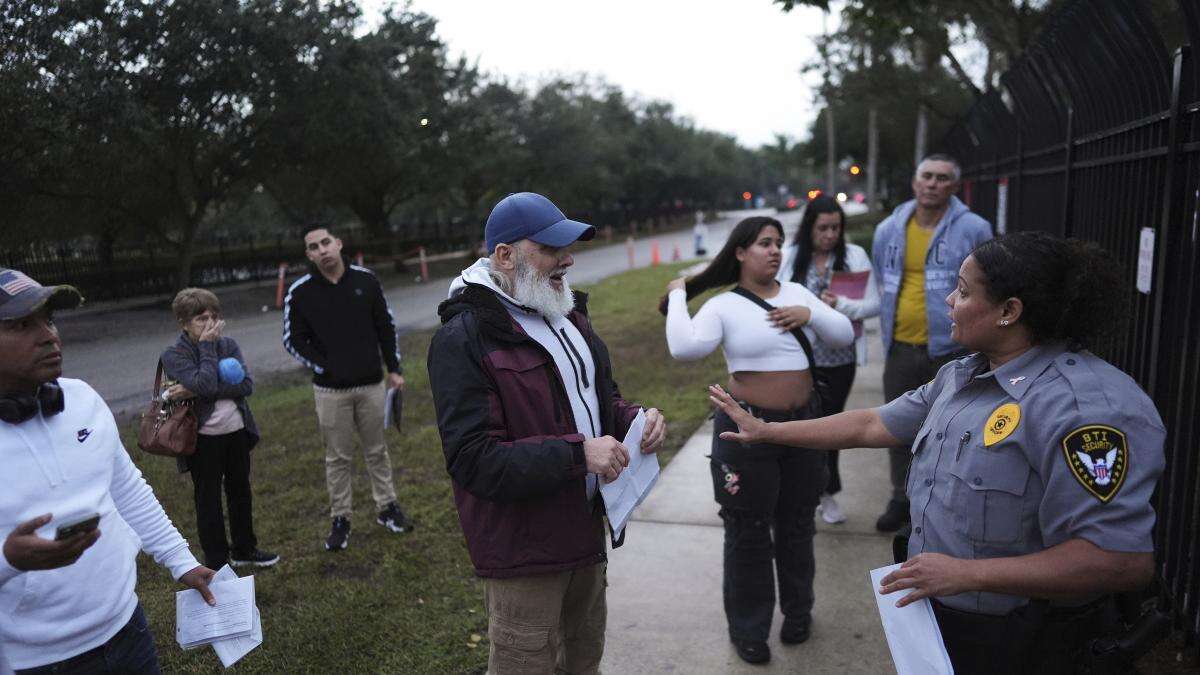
[283, 226, 411, 551]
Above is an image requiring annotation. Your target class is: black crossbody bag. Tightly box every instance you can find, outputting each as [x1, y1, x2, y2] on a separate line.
[730, 286, 826, 416]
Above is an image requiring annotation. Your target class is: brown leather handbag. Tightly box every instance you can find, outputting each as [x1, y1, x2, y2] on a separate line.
[137, 361, 197, 457]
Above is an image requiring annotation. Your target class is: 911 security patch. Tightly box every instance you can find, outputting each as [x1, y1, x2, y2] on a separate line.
[1061, 424, 1128, 503]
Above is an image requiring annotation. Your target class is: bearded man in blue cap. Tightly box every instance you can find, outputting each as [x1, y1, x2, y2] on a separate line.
[429, 193, 667, 674]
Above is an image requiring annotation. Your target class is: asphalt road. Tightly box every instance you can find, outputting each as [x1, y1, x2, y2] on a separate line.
[58, 208, 800, 418]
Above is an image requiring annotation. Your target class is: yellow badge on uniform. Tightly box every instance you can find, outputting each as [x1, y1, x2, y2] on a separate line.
[1061, 425, 1128, 503]
[983, 403, 1021, 446]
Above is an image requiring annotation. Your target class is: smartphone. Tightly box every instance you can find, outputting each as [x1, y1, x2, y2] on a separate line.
[54, 513, 100, 541]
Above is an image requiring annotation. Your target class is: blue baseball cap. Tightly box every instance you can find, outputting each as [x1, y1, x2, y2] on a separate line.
[484, 192, 596, 253]
[0, 269, 83, 320]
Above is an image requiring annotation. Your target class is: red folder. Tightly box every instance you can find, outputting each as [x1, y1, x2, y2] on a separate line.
[830, 270, 871, 338]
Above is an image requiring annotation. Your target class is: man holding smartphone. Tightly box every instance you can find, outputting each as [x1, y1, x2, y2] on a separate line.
[0, 268, 215, 673]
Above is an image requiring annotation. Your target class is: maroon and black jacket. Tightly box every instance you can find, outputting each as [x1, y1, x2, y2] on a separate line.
[429, 283, 641, 578]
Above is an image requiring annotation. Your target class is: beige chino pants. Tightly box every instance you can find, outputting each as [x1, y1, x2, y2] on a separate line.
[312, 381, 397, 518]
[485, 562, 608, 675]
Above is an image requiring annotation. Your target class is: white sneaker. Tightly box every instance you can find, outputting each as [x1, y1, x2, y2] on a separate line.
[819, 494, 846, 524]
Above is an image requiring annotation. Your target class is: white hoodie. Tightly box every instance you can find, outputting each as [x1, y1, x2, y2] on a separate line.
[449, 259, 603, 498]
[0, 378, 198, 669]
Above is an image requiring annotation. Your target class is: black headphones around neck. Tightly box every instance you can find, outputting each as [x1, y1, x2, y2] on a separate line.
[0, 382, 65, 424]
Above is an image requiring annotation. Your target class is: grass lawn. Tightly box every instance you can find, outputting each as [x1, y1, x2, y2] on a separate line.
[127, 261, 725, 673]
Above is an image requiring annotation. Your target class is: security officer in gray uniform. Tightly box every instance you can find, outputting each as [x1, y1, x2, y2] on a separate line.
[708, 231, 1165, 673]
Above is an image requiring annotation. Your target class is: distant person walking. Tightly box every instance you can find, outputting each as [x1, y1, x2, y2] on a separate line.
[161, 288, 277, 570]
[777, 196, 879, 524]
[870, 154, 992, 532]
[283, 226, 412, 552]
[694, 210, 709, 256]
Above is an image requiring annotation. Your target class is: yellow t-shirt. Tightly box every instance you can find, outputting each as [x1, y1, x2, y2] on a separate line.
[893, 216, 934, 345]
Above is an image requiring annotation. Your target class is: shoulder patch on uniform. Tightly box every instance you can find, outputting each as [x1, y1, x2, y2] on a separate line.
[1061, 424, 1128, 503]
[984, 403, 1021, 446]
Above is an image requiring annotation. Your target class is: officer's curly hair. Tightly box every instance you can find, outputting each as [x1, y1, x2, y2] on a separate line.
[970, 231, 1127, 349]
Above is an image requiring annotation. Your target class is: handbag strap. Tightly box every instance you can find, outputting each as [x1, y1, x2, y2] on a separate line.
[151, 360, 165, 402]
[730, 286, 818, 371]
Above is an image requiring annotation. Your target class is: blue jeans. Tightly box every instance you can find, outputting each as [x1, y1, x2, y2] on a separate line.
[17, 604, 160, 674]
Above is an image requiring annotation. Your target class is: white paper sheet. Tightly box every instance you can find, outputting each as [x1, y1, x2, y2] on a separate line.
[176, 575, 255, 650]
[869, 564, 954, 675]
[600, 409, 660, 538]
[209, 566, 263, 668]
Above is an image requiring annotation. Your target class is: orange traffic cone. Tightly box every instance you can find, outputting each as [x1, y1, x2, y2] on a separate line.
[650, 241, 661, 266]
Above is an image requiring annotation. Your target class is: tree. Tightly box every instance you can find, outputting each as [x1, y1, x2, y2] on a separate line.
[261, 7, 471, 246]
[7, 0, 357, 286]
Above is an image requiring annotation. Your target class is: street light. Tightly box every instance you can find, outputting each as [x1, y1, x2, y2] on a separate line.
[420, 118, 429, 126]
[849, 165, 861, 176]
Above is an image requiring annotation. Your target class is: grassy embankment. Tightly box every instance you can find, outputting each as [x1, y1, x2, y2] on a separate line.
[127, 261, 725, 673]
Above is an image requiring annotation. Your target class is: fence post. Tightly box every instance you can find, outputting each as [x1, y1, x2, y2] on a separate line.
[1148, 45, 1191, 400]
[1014, 126, 1024, 230]
[1060, 107, 1075, 237]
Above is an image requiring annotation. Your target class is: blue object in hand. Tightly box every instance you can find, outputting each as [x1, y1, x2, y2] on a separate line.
[218, 357, 245, 385]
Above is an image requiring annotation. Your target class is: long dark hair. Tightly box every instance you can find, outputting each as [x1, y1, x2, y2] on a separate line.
[971, 231, 1126, 348]
[658, 216, 784, 315]
[789, 195, 847, 282]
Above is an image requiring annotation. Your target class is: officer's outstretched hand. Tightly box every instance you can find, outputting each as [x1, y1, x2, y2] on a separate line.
[708, 385, 768, 444]
[2, 514, 101, 572]
[878, 552, 975, 607]
[640, 408, 666, 454]
[584, 436, 629, 482]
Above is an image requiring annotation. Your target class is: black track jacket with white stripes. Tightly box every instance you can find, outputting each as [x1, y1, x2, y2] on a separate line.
[282, 259, 401, 389]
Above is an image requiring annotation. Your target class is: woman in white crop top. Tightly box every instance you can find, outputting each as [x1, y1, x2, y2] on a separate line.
[660, 216, 852, 664]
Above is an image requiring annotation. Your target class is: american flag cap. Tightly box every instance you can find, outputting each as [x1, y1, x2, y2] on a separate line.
[0, 268, 83, 320]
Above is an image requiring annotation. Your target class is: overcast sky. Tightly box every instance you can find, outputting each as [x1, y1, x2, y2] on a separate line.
[360, 1, 832, 148]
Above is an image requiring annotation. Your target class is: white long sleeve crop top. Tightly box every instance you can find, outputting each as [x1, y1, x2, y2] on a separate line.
[665, 282, 855, 373]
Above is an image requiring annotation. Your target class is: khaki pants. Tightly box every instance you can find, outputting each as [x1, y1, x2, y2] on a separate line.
[312, 381, 397, 518]
[485, 563, 607, 675]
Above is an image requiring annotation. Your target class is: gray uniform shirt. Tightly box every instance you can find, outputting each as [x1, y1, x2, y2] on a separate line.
[877, 342, 1165, 615]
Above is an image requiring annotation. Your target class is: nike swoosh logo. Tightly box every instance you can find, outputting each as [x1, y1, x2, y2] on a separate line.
[77, 429, 92, 443]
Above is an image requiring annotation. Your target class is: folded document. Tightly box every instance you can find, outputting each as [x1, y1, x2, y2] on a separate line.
[600, 409, 660, 538]
[176, 565, 262, 667]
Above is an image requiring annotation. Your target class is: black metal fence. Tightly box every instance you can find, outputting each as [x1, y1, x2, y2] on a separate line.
[942, 0, 1200, 651]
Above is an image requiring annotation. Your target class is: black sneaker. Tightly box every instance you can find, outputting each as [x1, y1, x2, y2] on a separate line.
[325, 516, 351, 551]
[230, 549, 280, 568]
[376, 502, 413, 533]
[780, 616, 811, 645]
[731, 638, 770, 664]
[875, 498, 911, 533]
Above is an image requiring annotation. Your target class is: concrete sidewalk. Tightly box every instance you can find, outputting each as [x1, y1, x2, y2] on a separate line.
[602, 320, 896, 674]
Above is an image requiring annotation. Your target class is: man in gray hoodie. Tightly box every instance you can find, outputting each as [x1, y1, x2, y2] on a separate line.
[870, 155, 993, 532]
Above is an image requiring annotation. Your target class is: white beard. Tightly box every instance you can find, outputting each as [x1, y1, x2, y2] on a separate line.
[513, 258, 575, 318]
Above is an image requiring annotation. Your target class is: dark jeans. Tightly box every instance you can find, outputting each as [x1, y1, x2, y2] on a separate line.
[17, 604, 159, 674]
[710, 405, 826, 642]
[186, 429, 257, 567]
[881, 342, 966, 503]
[812, 362, 857, 495]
